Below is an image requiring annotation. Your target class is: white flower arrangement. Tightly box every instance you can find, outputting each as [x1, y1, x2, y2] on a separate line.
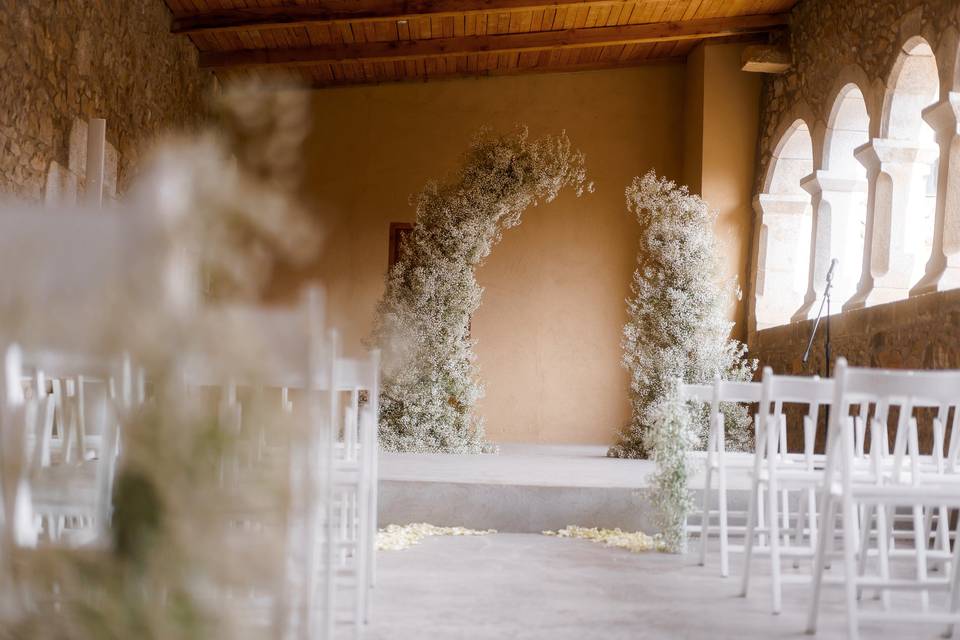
[371, 127, 591, 454]
[607, 172, 756, 551]
[5, 84, 325, 639]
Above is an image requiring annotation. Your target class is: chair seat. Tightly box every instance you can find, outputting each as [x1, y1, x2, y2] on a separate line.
[31, 461, 99, 511]
[848, 482, 960, 504]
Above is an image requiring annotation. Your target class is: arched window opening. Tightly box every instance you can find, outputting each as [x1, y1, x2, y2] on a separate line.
[820, 84, 870, 307]
[755, 120, 814, 329]
[881, 38, 940, 290]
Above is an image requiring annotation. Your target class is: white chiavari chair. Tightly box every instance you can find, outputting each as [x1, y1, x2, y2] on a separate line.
[181, 290, 380, 639]
[740, 368, 834, 614]
[1, 343, 135, 550]
[179, 289, 333, 640]
[805, 359, 960, 640]
[686, 376, 764, 578]
[325, 331, 380, 633]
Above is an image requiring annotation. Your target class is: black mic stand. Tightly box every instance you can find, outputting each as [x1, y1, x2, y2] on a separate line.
[803, 268, 834, 453]
[802, 274, 833, 378]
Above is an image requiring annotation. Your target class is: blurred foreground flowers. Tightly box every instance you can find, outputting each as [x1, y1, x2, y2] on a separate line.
[0, 83, 325, 639]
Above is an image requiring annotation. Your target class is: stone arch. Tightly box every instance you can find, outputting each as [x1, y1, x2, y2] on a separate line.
[933, 26, 959, 95]
[882, 36, 941, 139]
[816, 83, 871, 306]
[878, 35, 940, 290]
[753, 118, 814, 330]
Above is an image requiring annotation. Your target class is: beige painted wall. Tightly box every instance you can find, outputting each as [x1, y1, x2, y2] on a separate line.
[279, 65, 686, 445]
[682, 43, 762, 342]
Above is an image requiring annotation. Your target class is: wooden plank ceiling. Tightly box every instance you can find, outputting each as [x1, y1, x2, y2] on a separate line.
[163, 1, 797, 88]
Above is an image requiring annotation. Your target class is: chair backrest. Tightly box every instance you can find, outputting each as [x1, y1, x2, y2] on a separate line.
[759, 367, 834, 465]
[19, 348, 139, 465]
[677, 382, 712, 403]
[0, 204, 195, 349]
[0, 344, 128, 550]
[828, 358, 960, 486]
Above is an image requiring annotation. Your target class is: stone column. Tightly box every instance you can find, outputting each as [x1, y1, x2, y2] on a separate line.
[911, 92, 960, 294]
[753, 192, 811, 329]
[843, 138, 939, 310]
[792, 171, 868, 321]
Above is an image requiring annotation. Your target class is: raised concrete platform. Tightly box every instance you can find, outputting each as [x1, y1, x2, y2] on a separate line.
[378, 444, 750, 533]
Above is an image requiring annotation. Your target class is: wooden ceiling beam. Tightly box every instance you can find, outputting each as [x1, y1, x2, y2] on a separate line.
[198, 13, 789, 69]
[173, 1, 621, 35]
[308, 54, 688, 89]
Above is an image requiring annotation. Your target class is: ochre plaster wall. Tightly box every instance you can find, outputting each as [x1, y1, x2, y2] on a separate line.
[285, 65, 687, 444]
[683, 42, 762, 342]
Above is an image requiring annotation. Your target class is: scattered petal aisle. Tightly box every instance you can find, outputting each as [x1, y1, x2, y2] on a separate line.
[377, 524, 497, 551]
[543, 526, 667, 553]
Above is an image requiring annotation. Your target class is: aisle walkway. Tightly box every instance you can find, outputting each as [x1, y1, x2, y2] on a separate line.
[367, 533, 930, 639]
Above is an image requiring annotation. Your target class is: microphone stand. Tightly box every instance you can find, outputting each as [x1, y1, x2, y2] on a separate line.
[803, 270, 834, 452]
[802, 275, 832, 378]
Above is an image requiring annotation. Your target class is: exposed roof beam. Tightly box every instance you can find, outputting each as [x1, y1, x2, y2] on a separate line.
[199, 14, 789, 69]
[310, 54, 687, 89]
[741, 44, 792, 73]
[173, 1, 621, 35]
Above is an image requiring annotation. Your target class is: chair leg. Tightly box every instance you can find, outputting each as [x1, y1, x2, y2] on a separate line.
[718, 447, 730, 578]
[740, 477, 760, 598]
[875, 502, 892, 610]
[769, 477, 782, 614]
[806, 495, 836, 634]
[700, 462, 713, 567]
[842, 497, 861, 640]
[912, 504, 931, 611]
[807, 487, 818, 550]
[758, 484, 768, 549]
[947, 516, 960, 640]
[855, 503, 873, 601]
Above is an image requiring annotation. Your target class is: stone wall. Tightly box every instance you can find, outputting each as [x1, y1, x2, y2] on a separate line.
[750, 0, 960, 449]
[752, 288, 960, 449]
[0, 0, 214, 201]
[756, 0, 959, 186]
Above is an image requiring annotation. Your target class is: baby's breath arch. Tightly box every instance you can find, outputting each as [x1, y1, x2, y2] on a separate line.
[371, 127, 590, 454]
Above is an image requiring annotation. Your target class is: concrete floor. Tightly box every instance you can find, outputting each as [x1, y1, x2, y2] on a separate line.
[366, 534, 937, 640]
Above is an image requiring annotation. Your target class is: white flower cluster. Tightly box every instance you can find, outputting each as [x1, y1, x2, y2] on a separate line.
[543, 525, 666, 553]
[606, 172, 756, 551]
[376, 523, 497, 551]
[142, 83, 322, 301]
[371, 127, 591, 453]
[609, 171, 756, 460]
[8, 85, 325, 638]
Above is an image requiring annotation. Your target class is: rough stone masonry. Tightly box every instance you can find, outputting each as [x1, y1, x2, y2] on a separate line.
[0, 0, 214, 200]
[750, 0, 960, 451]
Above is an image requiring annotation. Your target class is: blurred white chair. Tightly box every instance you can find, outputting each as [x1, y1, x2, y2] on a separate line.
[0, 344, 132, 551]
[180, 289, 380, 639]
[179, 289, 332, 640]
[740, 369, 833, 614]
[325, 331, 380, 632]
[688, 377, 764, 578]
[0, 204, 197, 350]
[806, 359, 960, 640]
